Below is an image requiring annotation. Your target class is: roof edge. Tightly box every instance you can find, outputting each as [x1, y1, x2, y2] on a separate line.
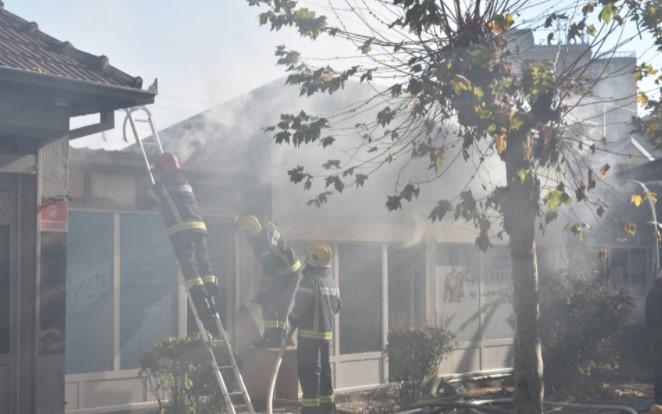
[0, 66, 156, 107]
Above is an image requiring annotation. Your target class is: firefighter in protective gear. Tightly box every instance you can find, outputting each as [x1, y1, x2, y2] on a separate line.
[146, 152, 220, 336]
[238, 215, 302, 347]
[289, 243, 340, 414]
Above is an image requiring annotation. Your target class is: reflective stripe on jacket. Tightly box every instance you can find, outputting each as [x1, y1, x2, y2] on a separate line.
[148, 171, 206, 236]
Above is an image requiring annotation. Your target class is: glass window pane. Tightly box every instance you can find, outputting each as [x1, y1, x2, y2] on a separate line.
[120, 214, 178, 369]
[388, 244, 425, 330]
[435, 245, 480, 342]
[65, 212, 114, 373]
[0, 225, 9, 355]
[339, 244, 382, 354]
[482, 247, 514, 340]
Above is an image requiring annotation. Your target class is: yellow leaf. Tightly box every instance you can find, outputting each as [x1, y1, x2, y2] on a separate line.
[636, 92, 649, 107]
[631, 194, 643, 207]
[495, 129, 507, 155]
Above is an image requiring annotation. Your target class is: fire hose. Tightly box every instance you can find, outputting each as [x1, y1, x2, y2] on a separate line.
[266, 273, 302, 414]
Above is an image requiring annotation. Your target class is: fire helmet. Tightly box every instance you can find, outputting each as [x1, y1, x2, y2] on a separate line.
[306, 242, 333, 268]
[238, 215, 262, 237]
[154, 152, 181, 174]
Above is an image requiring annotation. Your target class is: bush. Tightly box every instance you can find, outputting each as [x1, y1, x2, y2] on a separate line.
[385, 326, 455, 406]
[140, 334, 235, 414]
[539, 270, 634, 392]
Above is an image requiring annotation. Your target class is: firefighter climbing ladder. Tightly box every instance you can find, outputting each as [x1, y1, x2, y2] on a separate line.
[123, 106, 256, 414]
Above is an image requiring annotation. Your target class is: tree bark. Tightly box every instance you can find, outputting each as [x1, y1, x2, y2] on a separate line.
[504, 133, 544, 414]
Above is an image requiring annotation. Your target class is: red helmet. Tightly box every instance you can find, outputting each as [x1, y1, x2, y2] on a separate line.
[154, 152, 180, 174]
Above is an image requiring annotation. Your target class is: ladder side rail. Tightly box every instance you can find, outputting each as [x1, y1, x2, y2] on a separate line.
[187, 293, 238, 414]
[212, 314, 256, 414]
[126, 109, 158, 184]
[140, 106, 165, 154]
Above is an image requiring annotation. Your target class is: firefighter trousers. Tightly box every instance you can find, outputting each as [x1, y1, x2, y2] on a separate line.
[171, 230, 218, 335]
[298, 338, 334, 414]
[258, 273, 298, 345]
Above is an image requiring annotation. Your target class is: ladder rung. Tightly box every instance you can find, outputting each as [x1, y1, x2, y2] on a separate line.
[218, 365, 234, 369]
[228, 391, 246, 397]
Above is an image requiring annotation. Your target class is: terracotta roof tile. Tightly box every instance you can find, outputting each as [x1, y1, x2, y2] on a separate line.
[0, 1, 143, 89]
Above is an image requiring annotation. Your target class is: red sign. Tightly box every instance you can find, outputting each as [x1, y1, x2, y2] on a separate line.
[40, 198, 68, 232]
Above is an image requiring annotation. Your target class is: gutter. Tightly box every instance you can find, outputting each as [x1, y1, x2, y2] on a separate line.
[0, 66, 156, 109]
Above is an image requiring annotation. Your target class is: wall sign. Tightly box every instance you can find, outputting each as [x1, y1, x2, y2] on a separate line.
[40, 197, 68, 232]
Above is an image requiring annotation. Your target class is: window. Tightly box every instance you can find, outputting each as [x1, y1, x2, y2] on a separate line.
[65, 212, 114, 373]
[338, 244, 382, 354]
[66, 210, 235, 373]
[435, 245, 481, 342]
[119, 214, 178, 369]
[388, 244, 425, 330]
[0, 225, 9, 355]
[481, 247, 514, 340]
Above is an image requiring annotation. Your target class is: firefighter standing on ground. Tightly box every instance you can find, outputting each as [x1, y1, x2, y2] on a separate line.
[289, 243, 340, 414]
[145, 152, 220, 336]
[238, 215, 302, 347]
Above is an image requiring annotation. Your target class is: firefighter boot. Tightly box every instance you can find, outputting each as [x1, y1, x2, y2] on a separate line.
[189, 284, 220, 337]
[203, 275, 219, 314]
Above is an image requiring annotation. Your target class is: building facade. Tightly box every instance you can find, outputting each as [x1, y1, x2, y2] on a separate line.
[61, 30, 643, 414]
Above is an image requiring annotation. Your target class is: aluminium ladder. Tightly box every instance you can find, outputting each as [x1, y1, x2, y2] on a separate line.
[123, 106, 256, 414]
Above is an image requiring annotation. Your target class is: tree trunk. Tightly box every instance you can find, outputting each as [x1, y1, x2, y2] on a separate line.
[504, 133, 544, 414]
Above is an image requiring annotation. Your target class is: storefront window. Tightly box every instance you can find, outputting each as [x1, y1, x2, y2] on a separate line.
[66, 212, 114, 373]
[481, 247, 514, 340]
[338, 244, 382, 354]
[435, 245, 481, 342]
[120, 214, 178, 369]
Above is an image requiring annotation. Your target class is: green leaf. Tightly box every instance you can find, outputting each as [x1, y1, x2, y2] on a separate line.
[359, 38, 374, 54]
[325, 176, 344, 193]
[386, 195, 402, 211]
[322, 159, 341, 169]
[429, 200, 453, 222]
[377, 107, 397, 127]
[400, 184, 420, 202]
[475, 218, 492, 252]
[599, 2, 617, 23]
[355, 174, 368, 187]
[516, 168, 529, 183]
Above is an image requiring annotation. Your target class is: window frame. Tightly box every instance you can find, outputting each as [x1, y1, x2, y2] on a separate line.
[66, 208, 188, 376]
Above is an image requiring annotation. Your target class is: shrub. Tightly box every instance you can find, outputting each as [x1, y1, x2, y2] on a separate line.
[140, 334, 234, 414]
[539, 270, 634, 392]
[385, 326, 455, 406]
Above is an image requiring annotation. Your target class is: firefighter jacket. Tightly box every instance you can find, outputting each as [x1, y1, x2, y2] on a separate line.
[147, 171, 207, 236]
[289, 267, 340, 341]
[249, 220, 302, 277]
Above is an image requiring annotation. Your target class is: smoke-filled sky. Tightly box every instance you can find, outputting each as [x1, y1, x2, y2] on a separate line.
[7, 0, 659, 149]
[7, 0, 357, 148]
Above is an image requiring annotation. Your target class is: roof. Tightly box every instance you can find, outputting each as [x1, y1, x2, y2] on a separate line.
[0, 1, 143, 89]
